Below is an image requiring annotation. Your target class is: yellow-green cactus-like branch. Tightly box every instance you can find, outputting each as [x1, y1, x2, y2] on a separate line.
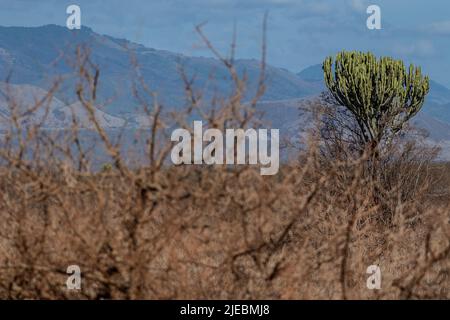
[323, 51, 430, 146]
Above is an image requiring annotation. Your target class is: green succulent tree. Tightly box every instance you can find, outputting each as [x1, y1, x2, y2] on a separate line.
[323, 51, 430, 150]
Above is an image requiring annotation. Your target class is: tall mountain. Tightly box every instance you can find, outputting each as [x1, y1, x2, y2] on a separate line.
[0, 83, 125, 130]
[1, 25, 449, 119]
[1, 24, 450, 157]
[0, 24, 320, 115]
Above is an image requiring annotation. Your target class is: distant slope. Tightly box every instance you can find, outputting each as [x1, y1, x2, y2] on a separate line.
[0, 25, 449, 157]
[1, 25, 449, 122]
[0, 82, 124, 130]
[422, 102, 450, 124]
[411, 112, 450, 141]
[0, 25, 319, 115]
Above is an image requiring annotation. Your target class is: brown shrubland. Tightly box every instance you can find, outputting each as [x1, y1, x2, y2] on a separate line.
[0, 30, 448, 299]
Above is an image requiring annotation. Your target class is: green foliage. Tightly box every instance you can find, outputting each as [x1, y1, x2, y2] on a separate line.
[101, 163, 113, 172]
[323, 51, 430, 147]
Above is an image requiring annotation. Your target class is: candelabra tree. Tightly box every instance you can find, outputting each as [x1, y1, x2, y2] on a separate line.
[323, 51, 430, 151]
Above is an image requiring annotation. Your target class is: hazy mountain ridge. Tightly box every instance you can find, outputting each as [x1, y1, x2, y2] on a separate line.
[0, 82, 125, 130]
[0, 24, 450, 157]
[0, 25, 320, 114]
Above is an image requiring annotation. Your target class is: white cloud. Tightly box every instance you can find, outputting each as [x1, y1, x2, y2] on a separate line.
[392, 40, 436, 58]
[426, 20, 450, 35]
[349, 0, 368, 12]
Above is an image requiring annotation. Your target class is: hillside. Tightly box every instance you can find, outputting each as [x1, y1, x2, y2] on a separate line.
[0, 24, 450, 157]
[0, 25, 320, 115]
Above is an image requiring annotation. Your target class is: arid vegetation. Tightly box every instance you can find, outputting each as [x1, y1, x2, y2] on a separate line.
[0, 31, 448, 299]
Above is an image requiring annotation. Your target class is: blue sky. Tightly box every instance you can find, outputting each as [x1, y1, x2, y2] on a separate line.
[1, 0, 450, 86]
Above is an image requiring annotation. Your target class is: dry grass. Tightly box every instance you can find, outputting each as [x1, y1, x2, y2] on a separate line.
[0, 33, 448, 300]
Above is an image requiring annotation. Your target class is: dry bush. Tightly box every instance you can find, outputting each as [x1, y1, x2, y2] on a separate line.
[0, 28, 448, 300]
